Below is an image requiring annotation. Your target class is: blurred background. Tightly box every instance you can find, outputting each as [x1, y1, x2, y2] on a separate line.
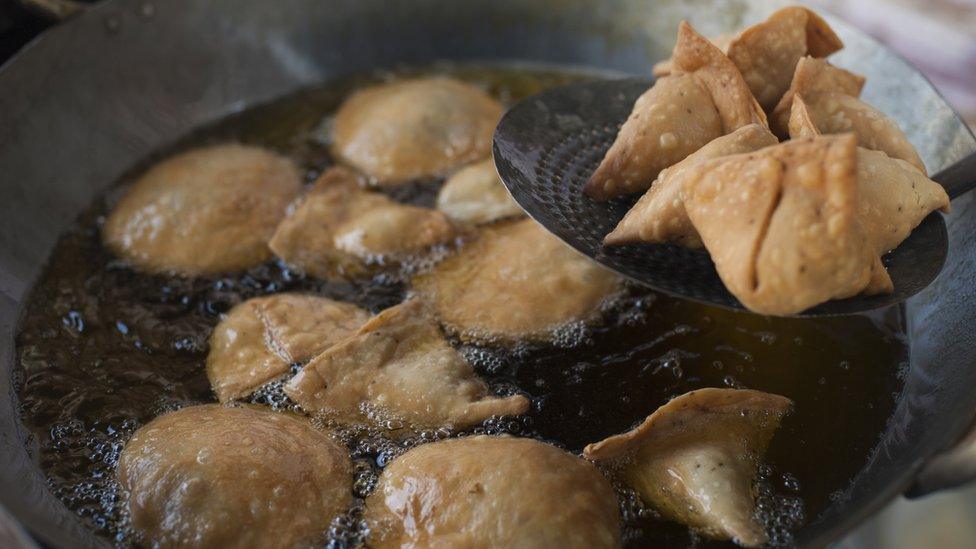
[782, 2, 976, 547]
[809, 0, 976, 128]
[0, 0, 974, 547]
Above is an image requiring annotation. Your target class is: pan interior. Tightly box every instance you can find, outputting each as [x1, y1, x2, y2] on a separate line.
[14, 64, 909, 548]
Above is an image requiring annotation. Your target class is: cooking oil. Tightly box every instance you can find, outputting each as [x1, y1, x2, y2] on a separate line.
[15, 64, 907, 548]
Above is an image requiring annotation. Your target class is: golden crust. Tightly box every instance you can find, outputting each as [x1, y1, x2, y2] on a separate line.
[584, 73, 723, 200]
[103, 144, 301, 276]
[789, 97, 949, 254]
[671, 21, 769, 133]
[584, 22, 765, 200]
[726, 6, 843, 109]
[367, 436, 621, 548]
[584, 388, 791, 547]
[771, 56, 867, 137]
[790, 92, 926, 173]
[855, 148, 949, 252]
[654, 7, 843, 110]
[284, 299, 530, 432]
[787, 94, 821, 138]
[652, 33, 734, 77]
[118, 404, 352, 549]
[776, 58, 925, 172]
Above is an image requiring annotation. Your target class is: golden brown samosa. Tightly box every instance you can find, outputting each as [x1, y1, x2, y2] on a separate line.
[604, 123, 778, 247]
[656, 7, 843, 110]
[269, 167, 458, 280]
[788, 96, 949, 255]
[678, 134, 888, 315]
[284, 299, 530, 432]
[585, 22, 767, 200]
[331, 77, 503, 185]
[773, 57, 925, 173]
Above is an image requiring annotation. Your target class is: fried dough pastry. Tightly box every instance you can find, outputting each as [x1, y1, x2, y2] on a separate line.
[366, 435, 621, 548]
[331, 77, 503, 184]
[284, 299, 529, 431]
[118, 404, 352, 549]
[269, 167, 458, 280]
[436, 158, 525, 224]
[680, 134, 888, 315]
[206, 293, 369, 402]
[604, 124, 778, 248]
[585, 22, 767, 200]
[412, 219, 623, 344]
[104, 144, 301, 276]
[772, 57, 925, 173]
[788, 97, 949, 255]
[654, 7, 843, 110]
[584, 389, 792, 547]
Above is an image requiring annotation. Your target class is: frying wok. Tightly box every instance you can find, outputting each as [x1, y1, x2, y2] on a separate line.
[0, 0, 975, 547]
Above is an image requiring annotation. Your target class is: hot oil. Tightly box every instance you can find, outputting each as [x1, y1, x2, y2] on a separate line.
[14, 65, 907, 548]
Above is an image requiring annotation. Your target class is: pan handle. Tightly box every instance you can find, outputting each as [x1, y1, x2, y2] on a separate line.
[15, 0, 86, 20]
[908, 420, 976, 497]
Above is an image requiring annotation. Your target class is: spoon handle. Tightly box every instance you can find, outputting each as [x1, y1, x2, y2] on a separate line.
[933, 151, 976, 200]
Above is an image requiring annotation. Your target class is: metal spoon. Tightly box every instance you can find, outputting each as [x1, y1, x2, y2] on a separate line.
[493, 78, 976, 316]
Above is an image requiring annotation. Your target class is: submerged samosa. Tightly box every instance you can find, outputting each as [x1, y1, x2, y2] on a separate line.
[206, 294, 369, 402]
[584, 388, 792, 547]
[368, 436, 622, 548]
[269, 167, 459, 280]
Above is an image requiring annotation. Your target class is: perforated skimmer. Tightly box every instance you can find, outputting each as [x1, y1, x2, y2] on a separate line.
[493, 78, 975, 316]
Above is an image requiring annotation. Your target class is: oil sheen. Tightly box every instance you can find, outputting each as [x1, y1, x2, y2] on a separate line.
[14, 65, 908, 548]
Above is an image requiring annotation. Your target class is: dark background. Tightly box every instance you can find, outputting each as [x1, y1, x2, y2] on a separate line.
[0, 0, 84, 64]
[0, 0, 51, 62]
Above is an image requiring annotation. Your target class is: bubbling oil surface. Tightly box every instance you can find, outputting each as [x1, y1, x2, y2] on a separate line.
[15, 65, 907, 548]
